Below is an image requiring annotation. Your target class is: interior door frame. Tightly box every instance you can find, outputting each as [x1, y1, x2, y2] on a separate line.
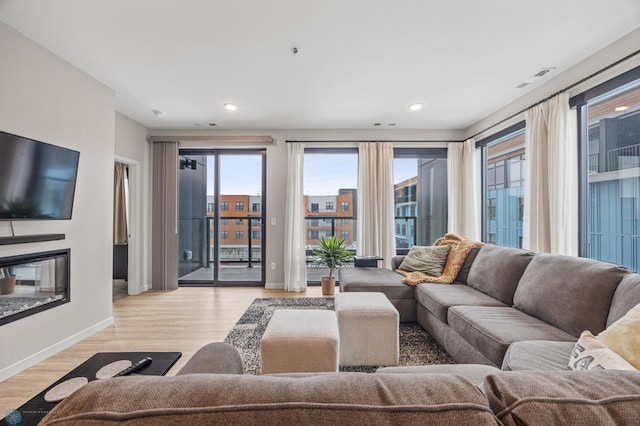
[178, 148, 267, 286]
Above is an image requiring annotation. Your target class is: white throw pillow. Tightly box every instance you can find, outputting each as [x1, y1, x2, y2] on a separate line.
[568, 331, 636, 371]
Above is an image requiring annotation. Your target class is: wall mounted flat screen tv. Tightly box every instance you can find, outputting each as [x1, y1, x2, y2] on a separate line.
[0, 130, 80, 220]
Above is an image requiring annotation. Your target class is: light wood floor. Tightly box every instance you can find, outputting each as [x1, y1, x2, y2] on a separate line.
[0, 286, 333, 415]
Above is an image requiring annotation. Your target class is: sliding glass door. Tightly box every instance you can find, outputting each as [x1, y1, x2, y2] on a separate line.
[178, 149, 266, 286]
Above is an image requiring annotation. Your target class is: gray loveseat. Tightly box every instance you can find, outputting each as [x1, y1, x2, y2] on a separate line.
[340, 243, 640, 369]
[40, 342, 640, 425]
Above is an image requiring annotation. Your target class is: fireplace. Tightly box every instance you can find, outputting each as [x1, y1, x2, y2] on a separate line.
[0, 249, 70, 326]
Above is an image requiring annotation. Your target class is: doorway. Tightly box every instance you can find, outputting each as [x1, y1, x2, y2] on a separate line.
[177, 149, 266, 286]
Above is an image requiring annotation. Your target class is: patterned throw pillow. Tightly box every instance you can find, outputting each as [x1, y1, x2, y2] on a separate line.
[397, 245, 450, 277]
[568, 331, 636, 371]
[597, 302, 640, 369]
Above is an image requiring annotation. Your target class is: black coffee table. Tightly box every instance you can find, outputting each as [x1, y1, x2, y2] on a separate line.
[2, 351, 181, 425]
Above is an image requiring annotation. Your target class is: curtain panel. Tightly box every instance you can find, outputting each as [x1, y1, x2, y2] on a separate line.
[151, 141, 179, 290]
[284, 142, 307, 292]
[356, 142, 396, 269]
[447, 138, 480, 241]
[524, 93, 578, 255]
[113, 162, 128, 245]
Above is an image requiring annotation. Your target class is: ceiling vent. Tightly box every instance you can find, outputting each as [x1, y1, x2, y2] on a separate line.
[516, 67, 556, 88]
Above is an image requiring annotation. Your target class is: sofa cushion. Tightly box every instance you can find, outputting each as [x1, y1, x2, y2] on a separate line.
[607, 273, 640, 327]
[466, 244, 535, 305]
[376, 364, 501, 387]
[339, 267, 412, 299]
[483, 370, 640, 426]
[448, 306, 576, 366]
[598, 303, 640, 369]
[40, 373, 499, 426]
[502, 340, 574, 371]
[513, 253, 627, 337]
[416, 283, 507, 323]
[454, 245, 482, 284]
[397, 245, 450, 276]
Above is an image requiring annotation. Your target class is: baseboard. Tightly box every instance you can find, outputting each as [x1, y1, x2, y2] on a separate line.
[0, 317, 114, 382]
[265, 282, 284, 290]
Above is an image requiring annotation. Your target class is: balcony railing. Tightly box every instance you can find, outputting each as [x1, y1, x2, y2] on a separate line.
[607, 143, 640, 171]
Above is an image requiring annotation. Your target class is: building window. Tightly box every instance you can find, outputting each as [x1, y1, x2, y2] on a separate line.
[221, 201, 229, 211]
[340, 231, 349, 239]
[310, 219, 319, 227]
[480, 124, 525, 249]
[574, 70, 640, 272]
[221, 231, 228, 240]
[207, 203, 214, 213]
[236, 219, 244, 225]
[393, 148, 448, 249]
[341, 218, 350, 226]
[235, 231, 244, 240]
[235, 201, 244, 211]
[251, 203, 260, 212]
[310, 203, 319, 213]
[252, 230, 261, 239]
[340, 201, 349, 212]
[308, 230, 319, 239]
[220, 218, 228, 225]
[326, 201, 334, 211]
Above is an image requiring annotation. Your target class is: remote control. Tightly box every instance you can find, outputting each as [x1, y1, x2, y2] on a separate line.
[114, 357, 153, 376]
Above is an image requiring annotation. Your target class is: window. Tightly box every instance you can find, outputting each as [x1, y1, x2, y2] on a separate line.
[221, 231, 228, 240]
[252, 230, 261, 239]
[341, 218, 349, 225]
[251, 203, 260, 212]
[308, 230, 319, 239]
[235, 231, 244, 240]
[310, 219, 319, 227]
[236, 219, 244, 225]
[220, 218, 228, 225]
[393, 148, 448, 249]
[574, 67, 640, 272]
[207, 203, 214, 213]
[341, 201, 349, 212]
[326, 201, 334, 211]
[480, 123, 526, 248]
[221, 201, 229, 211]
[310, 203, 319, 213]
[340, 231, 349, 239]
[235, 201, 244, 211]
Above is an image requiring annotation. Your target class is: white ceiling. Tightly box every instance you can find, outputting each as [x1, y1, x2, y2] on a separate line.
[1, 0, 639, 131]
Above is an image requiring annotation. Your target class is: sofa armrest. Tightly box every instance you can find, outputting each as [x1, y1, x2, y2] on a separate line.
[176, 342, 244, 375]
[391, 256, 405, 270]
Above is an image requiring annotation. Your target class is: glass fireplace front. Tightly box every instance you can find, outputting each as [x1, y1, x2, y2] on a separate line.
[0, 249, 70, 326]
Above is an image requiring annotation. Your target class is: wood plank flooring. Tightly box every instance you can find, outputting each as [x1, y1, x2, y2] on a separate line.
[0, 286, 333, 415]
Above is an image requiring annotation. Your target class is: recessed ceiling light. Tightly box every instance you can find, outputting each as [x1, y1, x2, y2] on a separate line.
[408, 103, 423, 111]
[152, 109, 165, 117]
[615, 106, 629, 112]
[224, 103, 239, 111]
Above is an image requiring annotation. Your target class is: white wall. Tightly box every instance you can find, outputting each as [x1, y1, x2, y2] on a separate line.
[0, 22, 115, 380]
[115, 113, 151, 294]
[149, 128, 461, 288]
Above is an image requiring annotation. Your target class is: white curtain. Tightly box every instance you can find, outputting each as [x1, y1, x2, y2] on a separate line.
[447, 138, 480, 240]
[284, 142, 307, 292]
[357, 142, 396, 269]
[523, 93, 578, 255]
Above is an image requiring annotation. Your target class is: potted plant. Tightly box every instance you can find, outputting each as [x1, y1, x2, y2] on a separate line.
[312, 236, 351, 296]
[0, 266, 16, 295]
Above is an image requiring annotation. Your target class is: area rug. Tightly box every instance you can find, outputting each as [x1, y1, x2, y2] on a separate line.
[224, 297, 454, 374]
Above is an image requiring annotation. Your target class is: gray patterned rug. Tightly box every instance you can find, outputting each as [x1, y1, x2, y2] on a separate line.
[224, 297, 454, 374]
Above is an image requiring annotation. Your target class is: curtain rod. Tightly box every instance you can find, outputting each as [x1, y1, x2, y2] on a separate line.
[286, 139, 463, 143]
[468, 47, 640, 141]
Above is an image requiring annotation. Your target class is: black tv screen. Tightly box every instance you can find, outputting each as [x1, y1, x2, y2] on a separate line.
[0, 130, 80, 220]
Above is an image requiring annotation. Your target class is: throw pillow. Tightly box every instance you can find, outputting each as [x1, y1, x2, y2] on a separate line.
[397, 245, 450, 277]
[568, 331, 636, 371]
[597, 302, 640, 369]
[396, 233, 483, 285]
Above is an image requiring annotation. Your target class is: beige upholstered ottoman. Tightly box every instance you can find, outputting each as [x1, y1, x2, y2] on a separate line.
[260, 309, 339, 374]
[335, 292, 399, 366]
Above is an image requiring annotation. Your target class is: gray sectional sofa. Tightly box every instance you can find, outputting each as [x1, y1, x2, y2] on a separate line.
[340, 243, 640, 369]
